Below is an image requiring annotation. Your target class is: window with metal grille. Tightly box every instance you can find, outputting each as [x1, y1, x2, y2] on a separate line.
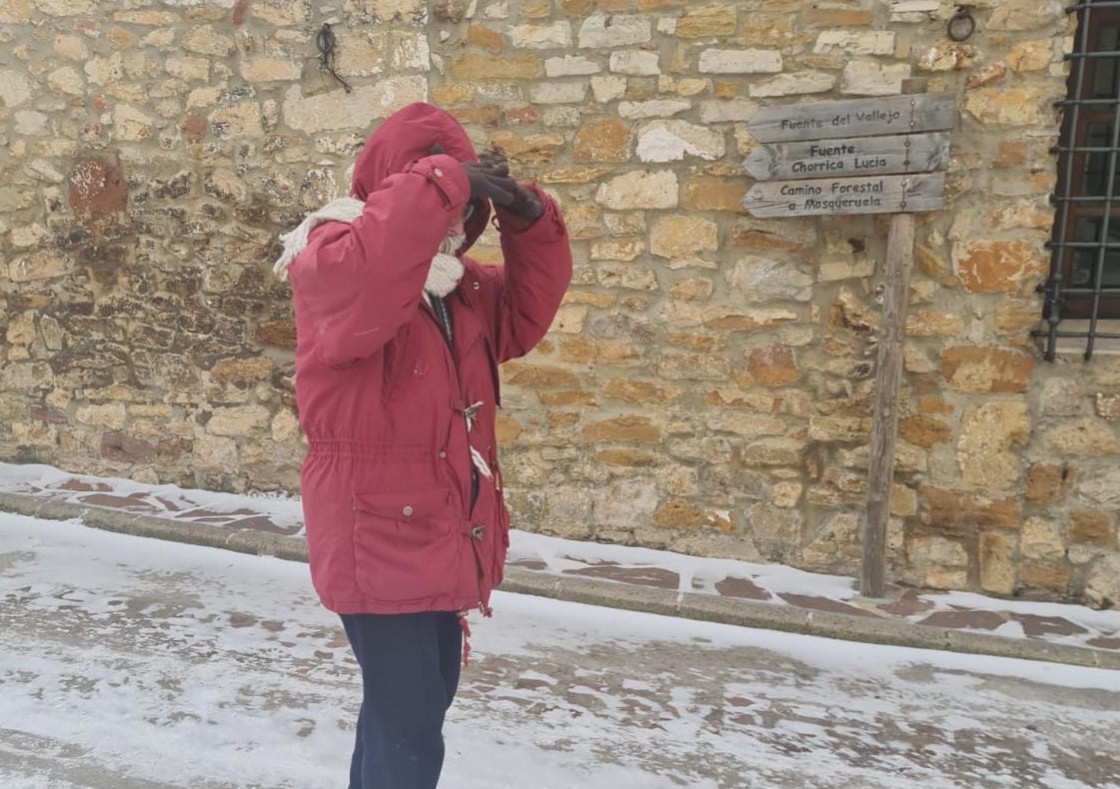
[1037, 0, 1120, 359]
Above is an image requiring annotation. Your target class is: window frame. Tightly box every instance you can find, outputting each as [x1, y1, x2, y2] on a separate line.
[1038, 0, 1120, 359]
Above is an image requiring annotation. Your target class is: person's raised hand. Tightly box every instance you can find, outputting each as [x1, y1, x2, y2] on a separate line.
[478, 149, 543, 220]
[463, 161, 519, 207]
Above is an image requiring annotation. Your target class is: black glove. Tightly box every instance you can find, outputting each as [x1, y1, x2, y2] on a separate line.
[471, 151, 544, 221]
[464, 159, 520, 207]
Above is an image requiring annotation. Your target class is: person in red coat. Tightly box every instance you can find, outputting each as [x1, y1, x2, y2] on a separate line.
[273, 103, 572, 789]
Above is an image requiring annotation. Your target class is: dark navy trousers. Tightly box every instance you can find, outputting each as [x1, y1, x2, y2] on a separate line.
[340, 612, 463, 789]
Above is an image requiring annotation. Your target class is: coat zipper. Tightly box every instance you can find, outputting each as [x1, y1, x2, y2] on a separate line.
[421, 297, 488, 610]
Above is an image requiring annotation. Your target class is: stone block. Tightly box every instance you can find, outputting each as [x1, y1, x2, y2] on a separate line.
[559, 333, 642, 364]
[595, 170, 679, 210]
[573, 119, 631, 162]
[1021, 518, 1065, 561]
[0, 0, 29, 23]
[577, 15, 652, 48]
[918, 41, 979, 72]
[749, 72, 835, 98]
[743, 345, 799, 387]
[207, 405, 270, 438]
[481, 128, 562, 163]
[183, 26, 235, 57]
[965, 86, 1052, 126]
[282, 79, 428, 133]
[957, 402, 1029, 491]
[449, 54, 542, 80]
[1095, 393, 1120, 423]
[699, 49, 782, 74]
[637, 120, 725, 162]
[529, 81, 587, 104]
[241, 58, 303, 83]
[604, 379, 682, 406]
[582, 412, 658, 443]
[744, 437, 804, 467]
[905, 311, 964, 337]
[1020, 562, 1071, 595]
[804, 8, 872, 26]
[1085, 555, 1120, 608]
[1079, 468, 1120, 509]
[908, 534, 968, 567]
[656, 353, 731, 381]
[670, 277, 713, 302]
[1024, 463, 1066, 503]
[989, 0, 1063, 31]
[1068, 510, 1112, 544]
[650, 215, 718, 259]
[546, 55, 600, 77]
[1007, 40, 1053, 73]
[1044, 420, 1120, 456]
[920, 486, 1022, 532]
[675, 7, 736, 38]
[841, 60, 911, 95]
[899, 416, 952, 448]
[814, 31, 894, 56]
[618, 100, 692, 119]
[591, 75, 627, 102]
[954, 240, 1047, 293]
[683, 177, 746, 212]
[75, 404, 128, 430]
[980, 532, 1016, 595]
[727, 257, 813, 302]
[747, 503, 802, 543]
[595, 264, 659, 290]
[654, 499, 733, 531]
[610, 50, 660, 76]
[940, 347, 1034, 394]
[700, 98, 758, 122]
[509, 22, 572, 48]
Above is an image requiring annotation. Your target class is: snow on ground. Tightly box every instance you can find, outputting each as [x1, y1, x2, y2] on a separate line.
[2, 514, 1119, 789]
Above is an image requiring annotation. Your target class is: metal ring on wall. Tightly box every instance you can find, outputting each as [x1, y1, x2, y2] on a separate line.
[947, 6, 976, 42]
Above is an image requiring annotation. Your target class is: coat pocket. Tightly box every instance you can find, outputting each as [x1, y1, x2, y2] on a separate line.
[352, 487, 461, 603]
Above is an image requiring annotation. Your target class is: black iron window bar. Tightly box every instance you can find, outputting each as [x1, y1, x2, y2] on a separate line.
[1036, 1, 1120, 360]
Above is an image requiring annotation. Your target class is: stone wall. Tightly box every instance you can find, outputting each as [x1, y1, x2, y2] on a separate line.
[2, 0, 1118, 607]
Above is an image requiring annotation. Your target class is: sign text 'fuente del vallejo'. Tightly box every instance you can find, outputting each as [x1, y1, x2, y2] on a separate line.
[745, 94, 955, 143]
[741, 94, 954, 218]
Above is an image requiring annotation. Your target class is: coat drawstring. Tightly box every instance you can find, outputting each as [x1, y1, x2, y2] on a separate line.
[458, 602, 492, 667]
[458, 612, 472, 667]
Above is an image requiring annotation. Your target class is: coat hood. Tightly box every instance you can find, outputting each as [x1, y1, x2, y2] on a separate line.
[351, 103, 489, 249]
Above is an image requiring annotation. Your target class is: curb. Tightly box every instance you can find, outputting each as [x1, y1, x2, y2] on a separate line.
[3, 490, 1118, 671]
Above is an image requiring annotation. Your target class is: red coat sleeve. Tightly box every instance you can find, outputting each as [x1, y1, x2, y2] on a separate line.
[482, 186, 573, 363]
[288, 154, 469, 366]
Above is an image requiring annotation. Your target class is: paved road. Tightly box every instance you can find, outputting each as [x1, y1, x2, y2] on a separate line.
[2, 515, 1118, 789]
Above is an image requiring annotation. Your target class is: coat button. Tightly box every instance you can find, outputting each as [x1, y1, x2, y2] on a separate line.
[472, 281, 480, 290]
[439, 451, 447, 459]
[402, 505, 414, 517]
[433, 167, 444, 178]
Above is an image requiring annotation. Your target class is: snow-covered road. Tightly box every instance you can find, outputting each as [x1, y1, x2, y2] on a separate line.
[2, 514, 1118, 789]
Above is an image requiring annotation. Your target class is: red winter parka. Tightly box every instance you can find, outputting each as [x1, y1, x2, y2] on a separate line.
[286, 104, 572, 616]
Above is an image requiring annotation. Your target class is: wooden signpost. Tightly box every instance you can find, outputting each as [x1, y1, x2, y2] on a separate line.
[743, 172, 946, 218]
[743, 132, 951, 181]
[744, 93, 955, 144]
[741, 88, 953, 599]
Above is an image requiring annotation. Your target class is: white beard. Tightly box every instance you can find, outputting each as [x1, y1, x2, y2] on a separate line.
[425, 233, 465, 297]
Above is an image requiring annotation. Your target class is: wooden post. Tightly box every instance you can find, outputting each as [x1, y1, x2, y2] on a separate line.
[861, 213, 915, 598]
[861, 77, 928, 599]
